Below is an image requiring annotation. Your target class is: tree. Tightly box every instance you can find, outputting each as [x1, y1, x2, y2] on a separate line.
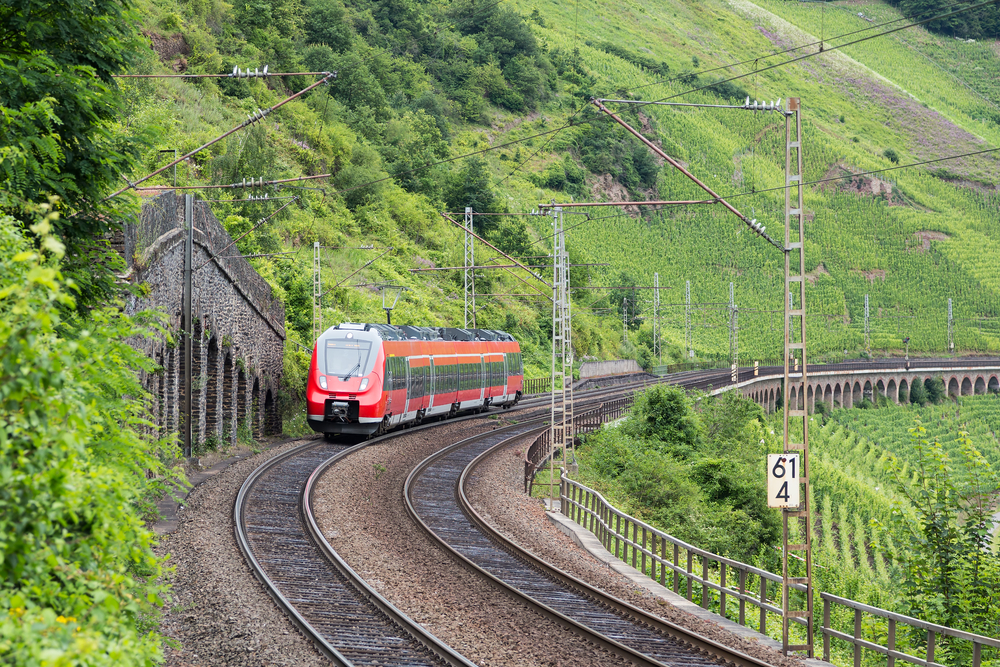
[624, 384, 704, 458]
[444, 156, 503, 219]
[909, 378, 928, 405]
[884, 424, 1000, 650]
[0, 0, 147, 235]
[924, 376, 946, 404]
[0, 0, 152, 307]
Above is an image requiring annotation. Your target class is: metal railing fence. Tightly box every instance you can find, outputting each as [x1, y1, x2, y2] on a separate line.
[523, 396, 632, 493]
[821, 593, 1000, 667]
[560, 476, 806, 638]
[557, 475, 1000, 667]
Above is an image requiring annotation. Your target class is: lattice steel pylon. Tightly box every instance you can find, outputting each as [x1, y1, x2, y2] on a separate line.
[864, 294, 871, 355]
[313, 241, 322, 343]
[654, 272, 661, 364]
[550, 207, 574, 500]
[729, 282, 738, 384]
[948, 297, 954, 353]
[685, 280, 692, 359]
[464, 207, 475, 328]
[781, 97, 813, 657]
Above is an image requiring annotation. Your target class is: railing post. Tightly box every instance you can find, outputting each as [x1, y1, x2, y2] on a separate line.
[642, 527, 648, 576]
[926, 630, 935, 666]
[720, 564, 727, 619]
[854, 608, 862, 667]
[887, 618, 895, 667]
[660, 535, 667, 586]
[632, 522, 638, 569]
[615, 513, 621, 558]
[759, 577, 767, 634]
[686, 551, 694, 600]
[673, 544, 680, 593]
[701, 556, 709, 609]
[823, 598, 831, 661]
[973, 642, 982, 667]
[739, 569, 747, 626]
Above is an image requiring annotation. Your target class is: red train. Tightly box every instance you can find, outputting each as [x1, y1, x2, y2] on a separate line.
[306, 323, 524, 437]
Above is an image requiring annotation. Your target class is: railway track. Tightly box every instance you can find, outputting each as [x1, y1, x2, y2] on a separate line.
[234, 370, 772, 667]
[404, 410, 771, 667]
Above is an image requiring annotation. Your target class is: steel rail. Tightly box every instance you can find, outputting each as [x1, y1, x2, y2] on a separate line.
[402, 384, 769, 667]
[302, 440, 479, 667]
[459, 432, 772, 667]
[403, 415, 675, 667]
[232, 381, 654, 665]
[234, 438, 353, 665]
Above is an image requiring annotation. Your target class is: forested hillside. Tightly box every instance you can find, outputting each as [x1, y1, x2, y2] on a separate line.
[111, 0, 1000, 387]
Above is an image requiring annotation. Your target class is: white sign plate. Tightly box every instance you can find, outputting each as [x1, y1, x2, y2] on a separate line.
[767, 453, 800, 508]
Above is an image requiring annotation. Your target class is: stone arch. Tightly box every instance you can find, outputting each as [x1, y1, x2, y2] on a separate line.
[191, 320, 205, 443]
[205, 338, 221, 441]
[989, 376, 1000, 393]
[887, 379, 897, 404]
[824, 384, 833, 410]
[833, 383, 842, 408]
[876, 379, 886, 400]
[948, 377, 960, 398]
[974, 376, 986, 395]
[899, 378, 909, 404]
[251, 376, 262, 439]
[165, 346, 179, 434]
[961, 377, 973, 396]
[767, 387, 775, 413]
[237, 363, 248, 442]
[264, 388, 279, 436]
[853, 382, 862, 405]
[807, 385, 814, 413]
[790, 385, 797, 412]
[863, 380, 873, 403]
[223, 352, 235, 445]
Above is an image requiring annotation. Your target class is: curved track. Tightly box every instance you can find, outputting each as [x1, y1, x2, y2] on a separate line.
[404, 413, 770, 667]
[235, 358, 997, 666]
[234, 435, 475, 667]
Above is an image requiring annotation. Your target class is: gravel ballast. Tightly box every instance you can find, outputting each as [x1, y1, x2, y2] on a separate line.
[464, 440, 805, 667]
[157, 438, 327, 667]
[313, 418, 630, 667]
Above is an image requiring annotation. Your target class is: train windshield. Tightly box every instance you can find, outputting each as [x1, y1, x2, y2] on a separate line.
[323, 339, 374, 378]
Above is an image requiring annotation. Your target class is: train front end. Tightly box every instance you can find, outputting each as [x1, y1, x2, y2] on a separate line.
[306, 323, 387, 435]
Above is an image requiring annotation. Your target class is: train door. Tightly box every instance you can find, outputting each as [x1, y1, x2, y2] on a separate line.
[502, 353, 509, 399]
[479, 356, 486, 402]
[428, 359, 436, 409]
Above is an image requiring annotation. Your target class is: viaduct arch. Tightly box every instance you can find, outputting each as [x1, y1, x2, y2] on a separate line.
[723, 363, 1000, 414]
[122, 193, 284, 448]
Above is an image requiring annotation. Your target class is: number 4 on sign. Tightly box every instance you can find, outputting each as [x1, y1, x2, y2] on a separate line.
[767, 453, 800, 508]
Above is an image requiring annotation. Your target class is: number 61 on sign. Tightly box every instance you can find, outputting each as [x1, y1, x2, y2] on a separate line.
[767, 453, 800, 508]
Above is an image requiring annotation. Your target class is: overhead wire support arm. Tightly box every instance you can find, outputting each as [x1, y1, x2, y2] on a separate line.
[441, 213, 551, 287]
[590, 98, 784, 251]
[194, 197, 299, 271]
[321, 248, 395, 302]
[106, 72, 337, 199]
[113, 67, 334, 78]
[132, 173, 333, 192]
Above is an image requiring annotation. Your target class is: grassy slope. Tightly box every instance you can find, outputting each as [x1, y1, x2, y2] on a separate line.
[125, 0, 1000, 403]
[501, 0, 1000, 360]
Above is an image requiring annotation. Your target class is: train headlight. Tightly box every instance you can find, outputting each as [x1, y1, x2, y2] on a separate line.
[359, 378, 369, 391]
[319, 375, 328, 390]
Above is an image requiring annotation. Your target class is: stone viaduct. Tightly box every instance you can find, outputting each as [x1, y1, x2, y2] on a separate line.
[121, 192, 285, 449]
[723, 361, 1000, 414]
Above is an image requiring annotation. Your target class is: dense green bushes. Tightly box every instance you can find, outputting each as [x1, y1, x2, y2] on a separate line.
[578, 387, 780, 562]
[0, 210, 181, 665]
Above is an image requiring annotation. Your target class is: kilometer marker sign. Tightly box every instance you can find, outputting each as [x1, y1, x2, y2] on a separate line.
[767, 453, 800, 508]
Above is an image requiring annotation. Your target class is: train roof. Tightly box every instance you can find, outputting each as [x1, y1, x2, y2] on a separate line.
[332, 323, 516, 343]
